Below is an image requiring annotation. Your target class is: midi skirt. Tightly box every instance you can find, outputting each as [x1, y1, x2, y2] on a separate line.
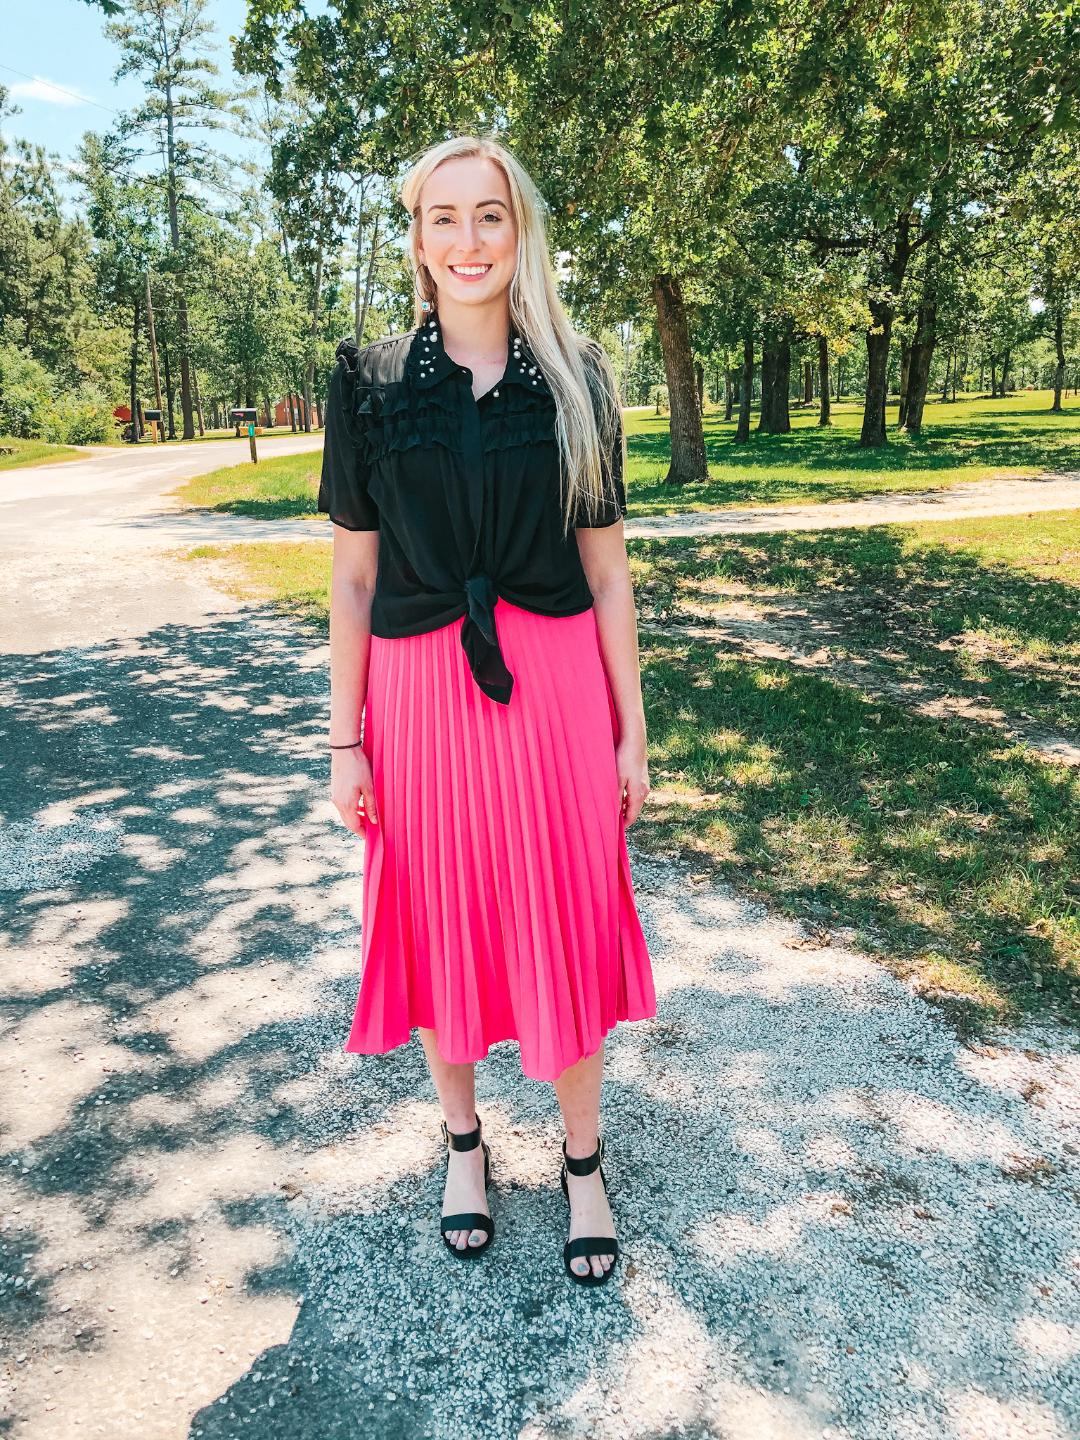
[344, 596, 657, 1082]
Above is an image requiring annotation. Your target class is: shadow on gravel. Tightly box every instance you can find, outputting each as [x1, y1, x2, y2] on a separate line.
[1, 606, 1077, 1439]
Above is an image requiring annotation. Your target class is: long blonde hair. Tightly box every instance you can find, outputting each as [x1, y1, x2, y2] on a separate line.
[399, 133, 625, 535]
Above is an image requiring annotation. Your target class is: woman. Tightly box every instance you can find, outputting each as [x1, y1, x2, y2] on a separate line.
[320, 133, 656, 1287]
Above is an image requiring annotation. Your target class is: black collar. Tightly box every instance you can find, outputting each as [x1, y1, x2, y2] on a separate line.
[408, 312, 552, 397]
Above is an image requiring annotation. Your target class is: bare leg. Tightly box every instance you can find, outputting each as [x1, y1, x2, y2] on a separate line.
[553, 1040, 616, 1279]
[417, 1027, 490, 1250]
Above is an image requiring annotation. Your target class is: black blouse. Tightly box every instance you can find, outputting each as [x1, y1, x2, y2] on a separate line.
[317, 313, 627, 706]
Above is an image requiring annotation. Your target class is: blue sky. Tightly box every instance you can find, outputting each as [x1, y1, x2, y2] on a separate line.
[2, 0, 256, 174]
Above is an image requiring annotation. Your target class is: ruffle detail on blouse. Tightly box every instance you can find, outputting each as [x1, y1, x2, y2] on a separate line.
[365, 412, 462, 464]
[481, 409, 558, 454]
[362, 381, 463, 463]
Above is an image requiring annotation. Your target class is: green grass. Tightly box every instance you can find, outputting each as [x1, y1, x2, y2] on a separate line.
[632, 508, 1080, 733]
[634, 633, 1078, 1034]
[176, 449, 324, 520]
[181, 519, 1080, 1035]
[0, 436, 84, 469]
[626, 388, 1080, 512]
[173, 388, 1080, 521]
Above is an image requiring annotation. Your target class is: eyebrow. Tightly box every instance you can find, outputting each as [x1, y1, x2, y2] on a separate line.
[426, 199, 509, 213]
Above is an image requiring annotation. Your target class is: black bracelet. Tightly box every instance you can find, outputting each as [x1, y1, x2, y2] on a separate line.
[329, 739, 362, 749]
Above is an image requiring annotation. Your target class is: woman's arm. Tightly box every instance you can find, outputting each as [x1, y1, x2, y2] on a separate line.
[328, 527, 380, 832]
[576, 521, 650, 824]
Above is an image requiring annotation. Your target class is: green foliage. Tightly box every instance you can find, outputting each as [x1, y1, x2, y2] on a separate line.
[0, 339, 116, 444]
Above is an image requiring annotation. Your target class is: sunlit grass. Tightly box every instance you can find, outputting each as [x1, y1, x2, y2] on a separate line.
[631, 508, 1080, 732]
[0, 436, 83, 470]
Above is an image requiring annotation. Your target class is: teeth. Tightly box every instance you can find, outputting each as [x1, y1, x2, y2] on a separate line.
[451, 265, 490, 275]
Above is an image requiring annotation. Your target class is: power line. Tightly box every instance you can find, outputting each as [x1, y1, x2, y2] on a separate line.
[0, 63, 118, 116]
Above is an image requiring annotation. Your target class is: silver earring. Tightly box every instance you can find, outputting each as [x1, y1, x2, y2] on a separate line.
[414, 263, 435, 314]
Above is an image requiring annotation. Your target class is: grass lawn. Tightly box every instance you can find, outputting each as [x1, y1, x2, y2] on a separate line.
[628, 387, 1080, 513]
[172, 388, 1080, 521]
[0, 436, 84, 470]
[176, 449, 324, 520]
[181, 512, 1079, 1036]
[632, 508, 1080, 734]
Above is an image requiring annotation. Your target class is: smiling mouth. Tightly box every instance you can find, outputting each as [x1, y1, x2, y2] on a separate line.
[449, 264, 492, 276]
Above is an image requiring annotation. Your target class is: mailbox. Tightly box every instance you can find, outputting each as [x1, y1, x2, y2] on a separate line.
[229, 408, 257, 424]
[144, 408, 162, 421]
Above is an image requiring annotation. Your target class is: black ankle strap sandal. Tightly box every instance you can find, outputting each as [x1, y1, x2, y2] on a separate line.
[560, 1136, 620, 1287]
[439, 1113, 494, 1259]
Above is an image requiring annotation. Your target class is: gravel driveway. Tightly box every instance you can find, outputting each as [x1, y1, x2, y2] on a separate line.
[1, 445, 1077, 1439]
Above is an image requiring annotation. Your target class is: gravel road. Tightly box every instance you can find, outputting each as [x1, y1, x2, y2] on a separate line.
[0, 443, 1077, 1439]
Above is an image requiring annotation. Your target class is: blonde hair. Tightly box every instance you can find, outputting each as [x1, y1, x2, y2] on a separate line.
[399, 133, 625, 535]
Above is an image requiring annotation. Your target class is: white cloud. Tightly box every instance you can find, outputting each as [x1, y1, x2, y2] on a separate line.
[9, 76, 95, 108]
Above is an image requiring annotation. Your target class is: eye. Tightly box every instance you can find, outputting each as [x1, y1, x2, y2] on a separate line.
[481, 211, 502, 222]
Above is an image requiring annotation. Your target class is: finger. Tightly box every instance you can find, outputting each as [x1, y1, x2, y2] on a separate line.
[363, 788, 379, 825]
[332, 798, 363, 835]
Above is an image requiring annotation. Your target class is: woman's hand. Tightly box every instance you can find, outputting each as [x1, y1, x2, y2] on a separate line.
[615, 734, 650, 826]
[330, 746, 379, 834]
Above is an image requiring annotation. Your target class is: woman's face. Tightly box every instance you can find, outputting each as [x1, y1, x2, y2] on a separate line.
[417, 155, 517, 311]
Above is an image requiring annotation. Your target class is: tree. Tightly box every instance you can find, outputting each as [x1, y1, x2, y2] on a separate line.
[105, 0, 236, 438]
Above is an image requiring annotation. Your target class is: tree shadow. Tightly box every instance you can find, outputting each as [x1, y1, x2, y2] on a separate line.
[1, 607, 1076, 1439]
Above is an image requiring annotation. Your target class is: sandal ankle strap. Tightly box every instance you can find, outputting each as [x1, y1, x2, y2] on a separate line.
[562, 1135, 604, 1175]
[441, 1114, 482, 1152]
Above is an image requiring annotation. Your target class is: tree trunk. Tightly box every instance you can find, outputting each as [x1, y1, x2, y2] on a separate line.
[860, 214, 912, 447]
[129, 294, 141, 443]
[1052, 303, 1065, 412]
[145, 272, 163, 418]
[757, 329, 775, 432]
[652, 272, 708, 484]
[192, 369, 205, 436]
[898, 337, 911, 427]
[802, 358, 813, 405]
[162, 64, 195, 439]
[759, 320, 792, 433]
[817, 335, 830, 427]
[903, 299, 938, 437]
[694, 359, 705, 415]
[772, 320, 792, 433]
[724, 370, 734, 422]
[735, 330, 753, 444]
[162, 338, 176, 440]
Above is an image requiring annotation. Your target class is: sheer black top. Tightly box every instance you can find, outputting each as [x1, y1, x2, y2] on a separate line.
[317, 313, 627, 706]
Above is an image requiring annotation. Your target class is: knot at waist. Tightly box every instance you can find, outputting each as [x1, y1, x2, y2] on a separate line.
[459, 572, 514, 705]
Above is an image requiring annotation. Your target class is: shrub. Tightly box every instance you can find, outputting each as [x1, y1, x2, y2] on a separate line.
[0, 341, 51, 439]
[0, 340, 116, 444]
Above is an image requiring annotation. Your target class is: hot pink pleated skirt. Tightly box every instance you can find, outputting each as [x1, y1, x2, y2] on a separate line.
[344, 595, 657, 1082]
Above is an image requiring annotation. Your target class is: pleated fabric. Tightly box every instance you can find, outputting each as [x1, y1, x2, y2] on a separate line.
[345, 596, 657, 1082]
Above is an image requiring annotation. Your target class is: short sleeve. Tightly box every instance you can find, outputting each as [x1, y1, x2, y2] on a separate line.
[574, 365, 627, 529]
[317, 348, 380, 531]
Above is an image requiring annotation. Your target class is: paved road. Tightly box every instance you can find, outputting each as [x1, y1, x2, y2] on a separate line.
[1, 440, 1078, 1438]
[0, 435, 323, 654]
[0, 434, 324, 543]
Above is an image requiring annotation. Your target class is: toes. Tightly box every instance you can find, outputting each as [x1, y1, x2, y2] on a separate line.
[469, 1229, 486, 1246]
[573, 1258, 590, 1276]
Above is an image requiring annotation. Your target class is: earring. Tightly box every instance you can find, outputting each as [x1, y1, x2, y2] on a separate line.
[413, 263, 436, 315]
